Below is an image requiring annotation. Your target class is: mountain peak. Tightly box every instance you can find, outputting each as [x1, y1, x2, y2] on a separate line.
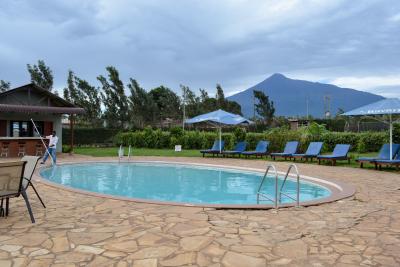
[227, 74, 384, 118]
[268, 73, 287, 80]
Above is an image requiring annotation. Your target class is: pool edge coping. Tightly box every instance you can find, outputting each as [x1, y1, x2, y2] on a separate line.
[33, 159, 356, 209]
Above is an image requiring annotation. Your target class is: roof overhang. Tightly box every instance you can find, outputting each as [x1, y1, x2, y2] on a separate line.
[0, 104, 85, 115]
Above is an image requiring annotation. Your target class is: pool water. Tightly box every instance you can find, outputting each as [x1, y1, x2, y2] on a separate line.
[40, 162, 331, 205]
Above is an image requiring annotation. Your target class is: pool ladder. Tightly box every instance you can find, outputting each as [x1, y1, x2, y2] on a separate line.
[118, 145, 132, 163]
[256, 164, 300, 209]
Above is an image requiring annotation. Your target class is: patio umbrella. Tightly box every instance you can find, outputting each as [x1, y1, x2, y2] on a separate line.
[342, 98, 400, 160]
[185, 109, 253, 152]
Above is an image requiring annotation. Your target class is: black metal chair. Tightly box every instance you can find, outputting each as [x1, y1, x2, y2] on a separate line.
[0, 161, 36, 223]
[21, 156, 46, 208]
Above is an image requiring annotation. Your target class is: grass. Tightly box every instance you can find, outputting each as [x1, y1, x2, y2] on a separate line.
[72, 147, 399, 171]
[74, 147, 200, 157]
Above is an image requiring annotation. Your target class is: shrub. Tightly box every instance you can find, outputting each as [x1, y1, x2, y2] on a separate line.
[321, 132, 359, 152]
[62, 145, 72, 153]
[394, 123, 400, 144]
[63, 128, 119, 146]
[233, 127, 246, 142]
[66, 126, 391, 153]
[170, 126, 184, 138]
[357, 132, 388, 153]
[246, 133, 265, 150]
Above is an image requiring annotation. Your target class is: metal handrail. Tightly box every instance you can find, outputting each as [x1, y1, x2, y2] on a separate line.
[127, 145, 132, 162]
[279, 164, 300, 207]
[256, 164, 278, 209]
[119, 145, 132, 162]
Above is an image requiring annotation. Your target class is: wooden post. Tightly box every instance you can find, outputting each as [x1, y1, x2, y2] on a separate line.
[69, 114, 74, 155]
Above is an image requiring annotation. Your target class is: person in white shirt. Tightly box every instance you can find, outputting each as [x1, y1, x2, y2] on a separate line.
[41, 131, 59, 164]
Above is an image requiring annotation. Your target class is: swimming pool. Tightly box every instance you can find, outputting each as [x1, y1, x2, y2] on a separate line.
[40, 162, 336, 207]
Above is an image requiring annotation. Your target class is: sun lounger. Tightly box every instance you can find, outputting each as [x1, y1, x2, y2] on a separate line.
[374, 153, 400, 170]
[317, 144, 351, 166]
[356, 143, 400, 168]
[270, 141, 299, 160]
[222, 141, 247, 157]
[290, 142, 323, 162]
[200, 140, 225, 157]
[241, 141, 270, 158]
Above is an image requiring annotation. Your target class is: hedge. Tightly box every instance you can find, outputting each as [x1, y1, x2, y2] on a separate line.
[65, 123, 400, 153]
[112, 128, 389, 153]
[63, 128, 119, 146]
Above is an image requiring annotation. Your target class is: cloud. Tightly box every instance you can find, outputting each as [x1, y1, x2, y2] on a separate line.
[331, 75, 400, 90]
[0, 0, 399, 98]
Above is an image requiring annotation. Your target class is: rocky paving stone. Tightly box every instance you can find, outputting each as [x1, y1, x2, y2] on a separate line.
[0, 155, 399, 266]
[103, 240, 138, 253]
[222, 251, 266, 267]
[180, 236, 213, 251]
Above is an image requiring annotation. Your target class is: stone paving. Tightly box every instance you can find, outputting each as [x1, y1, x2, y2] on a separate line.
[0, 154, 399, 266]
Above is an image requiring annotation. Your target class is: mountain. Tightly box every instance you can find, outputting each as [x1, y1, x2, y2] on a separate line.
[227, 73, 384, 118]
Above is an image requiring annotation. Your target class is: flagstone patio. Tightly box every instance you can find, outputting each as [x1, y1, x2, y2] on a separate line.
[0, 155, 399, 266]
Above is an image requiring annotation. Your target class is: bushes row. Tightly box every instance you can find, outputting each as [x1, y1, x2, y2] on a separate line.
[63, 128, 119, 146]
[112, 126, 389, 153]
[65, 124, 400, 153]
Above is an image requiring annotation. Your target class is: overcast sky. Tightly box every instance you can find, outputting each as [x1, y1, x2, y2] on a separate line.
[1, 0, 400, 98]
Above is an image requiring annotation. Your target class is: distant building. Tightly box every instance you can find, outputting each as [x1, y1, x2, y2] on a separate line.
[288, 119, 309, 130]
[0, 83, 84, 156]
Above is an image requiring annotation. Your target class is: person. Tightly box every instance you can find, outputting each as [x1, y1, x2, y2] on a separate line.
[41, 131, 58, 164]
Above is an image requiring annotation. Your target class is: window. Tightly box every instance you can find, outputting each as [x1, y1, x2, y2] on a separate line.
[9, 121, 44, 137]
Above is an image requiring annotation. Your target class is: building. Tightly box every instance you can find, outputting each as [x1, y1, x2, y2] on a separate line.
[0, 83, 84, 157]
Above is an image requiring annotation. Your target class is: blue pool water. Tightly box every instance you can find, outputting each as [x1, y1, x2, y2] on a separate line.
[40, 162, 331, 205]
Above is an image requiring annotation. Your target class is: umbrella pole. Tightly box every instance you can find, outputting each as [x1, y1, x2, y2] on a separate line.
[219, 126, 222, 153]
[390, 114, 393, 160]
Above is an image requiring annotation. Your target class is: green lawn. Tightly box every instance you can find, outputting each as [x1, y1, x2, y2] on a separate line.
[73, 147, 200, 157]
[72, 147, 397, 171]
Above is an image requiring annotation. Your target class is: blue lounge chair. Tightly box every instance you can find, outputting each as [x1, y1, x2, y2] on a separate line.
[290, 142, 323, 162]
[317, 144, 351, 166]
[357, 143, 400, 168]
[241, 141, 270, 158]
[374, 153, 400, 171]
[222, 141, 247, 157]
[200, 140, 225, 157]
[270, 141, 299, 160]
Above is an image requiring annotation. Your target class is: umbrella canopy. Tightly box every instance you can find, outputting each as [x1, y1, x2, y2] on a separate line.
[185, 109, 253, 125]
[185, 109, 253, 152]
[342, 98, 400, 160]
[342, 98, 400, 116]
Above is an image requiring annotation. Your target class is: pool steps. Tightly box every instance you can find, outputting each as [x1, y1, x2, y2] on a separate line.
[118, 145, 132, 163]
[257, 164, 300, 209]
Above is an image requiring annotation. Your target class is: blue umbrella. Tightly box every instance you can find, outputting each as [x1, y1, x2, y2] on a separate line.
[185, 109, 253, 152]
[343, 98, 400, 160]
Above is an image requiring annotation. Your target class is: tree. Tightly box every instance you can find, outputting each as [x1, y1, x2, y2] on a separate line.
[0, 80, 10, 92]
[199, 88, 217, 113]
[253, 89, 275, 124]
[149, 86, 181, 122]
[181, 85, 202, 118]
[214, 84, 242, 115]
[97, 66, 129, 128]
[63, 70, 102, 126]
[181, 85, 242, 116]
[224, 100, 242, 115]
[127, 79, 157, 128]
[27, 60, 53, 91]
[215, 84, 225, 109]
[75, 78, 102, 126]
[63, 70, 80, 103]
